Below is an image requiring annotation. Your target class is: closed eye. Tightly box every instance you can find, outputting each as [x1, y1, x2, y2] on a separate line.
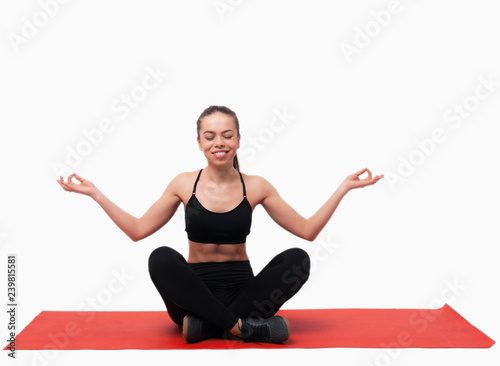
[206, 135, 233, 140]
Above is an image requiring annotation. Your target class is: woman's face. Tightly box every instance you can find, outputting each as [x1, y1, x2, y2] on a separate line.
[198, 112, 240, 166]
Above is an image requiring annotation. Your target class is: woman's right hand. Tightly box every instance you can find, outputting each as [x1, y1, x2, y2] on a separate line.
[57, 173, 97, 198]
[340, 167, 384, 192]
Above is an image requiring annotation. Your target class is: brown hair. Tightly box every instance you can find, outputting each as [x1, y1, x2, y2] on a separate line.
[196, 105, 240, 172]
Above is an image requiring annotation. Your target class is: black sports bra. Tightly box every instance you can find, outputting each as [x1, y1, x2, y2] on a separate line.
[185, 169, 252, 244]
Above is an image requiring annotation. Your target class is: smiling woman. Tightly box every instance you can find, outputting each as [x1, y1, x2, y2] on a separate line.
[57, 104, 384, 344]
[196, 105, 242, 171]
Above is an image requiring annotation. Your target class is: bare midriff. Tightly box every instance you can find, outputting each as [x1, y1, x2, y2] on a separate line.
[187, 241, 249, 263]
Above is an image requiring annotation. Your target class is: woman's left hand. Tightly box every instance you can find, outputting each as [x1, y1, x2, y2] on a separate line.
[341, 167, 384, 192]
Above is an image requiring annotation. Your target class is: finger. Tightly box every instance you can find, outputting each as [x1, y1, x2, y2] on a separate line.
[359, 169, 372, 181]
[58, 181, 70, 191]
[358, 175, 379, 187]
[371, 175, 384, 184]
[355, 167, 368, 176]
[73, 173, 84, 182]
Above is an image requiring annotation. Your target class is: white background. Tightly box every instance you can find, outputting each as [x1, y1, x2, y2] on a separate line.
[1, 0, 499, 365]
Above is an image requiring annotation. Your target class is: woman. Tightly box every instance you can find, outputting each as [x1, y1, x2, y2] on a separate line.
[57, 105, 384, 344]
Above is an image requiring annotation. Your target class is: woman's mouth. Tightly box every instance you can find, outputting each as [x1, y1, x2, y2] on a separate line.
[212, 151, 229, 158]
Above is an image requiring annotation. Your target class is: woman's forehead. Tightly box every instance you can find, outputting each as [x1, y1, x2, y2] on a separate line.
[201, 113, 235, 130]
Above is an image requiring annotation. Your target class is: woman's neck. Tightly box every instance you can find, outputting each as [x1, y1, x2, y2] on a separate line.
[203, 164, 238, 184]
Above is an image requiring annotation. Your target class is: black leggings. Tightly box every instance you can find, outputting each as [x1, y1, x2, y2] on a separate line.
[148, 246, 310, 332]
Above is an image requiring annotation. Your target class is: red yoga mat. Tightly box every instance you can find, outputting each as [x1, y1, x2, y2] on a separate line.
[5, 304, 494, 350]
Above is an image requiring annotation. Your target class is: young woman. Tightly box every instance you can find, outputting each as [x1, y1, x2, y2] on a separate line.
[57, 105, 384, 343]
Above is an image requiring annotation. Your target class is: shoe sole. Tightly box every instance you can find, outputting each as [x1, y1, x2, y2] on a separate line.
[182, 315, 189, 341]
[278, 315, 291, 341]
[282, 316, 291, 337]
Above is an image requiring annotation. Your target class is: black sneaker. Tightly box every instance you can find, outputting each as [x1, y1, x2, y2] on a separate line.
[182, 314, 223, 343]
[239, 316, 291, 343]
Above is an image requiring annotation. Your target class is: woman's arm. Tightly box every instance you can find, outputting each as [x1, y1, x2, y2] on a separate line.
[58, 172, 183, 242]
[260, 168, 383, 241]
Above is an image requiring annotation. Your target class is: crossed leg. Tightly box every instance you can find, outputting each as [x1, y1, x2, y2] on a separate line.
[148, 246, 310, 333]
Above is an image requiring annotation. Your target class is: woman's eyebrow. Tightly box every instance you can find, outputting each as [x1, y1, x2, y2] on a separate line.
[203, 130, 234, 134]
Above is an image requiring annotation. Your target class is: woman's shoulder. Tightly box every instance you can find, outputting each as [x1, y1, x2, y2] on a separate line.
[163, 169, 200, 197]
[164, 169, 218, 204]
[170, 169, 200, 186]
[240, 171, 270, 186]
[240, 172, 274, 202]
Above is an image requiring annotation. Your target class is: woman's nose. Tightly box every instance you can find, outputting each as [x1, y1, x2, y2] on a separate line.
[215, 136, 224, 146]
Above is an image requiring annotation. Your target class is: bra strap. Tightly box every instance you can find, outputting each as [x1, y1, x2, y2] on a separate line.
[192, 169, 203, 195]
[194, 169, 246, 197]
[239, 172, 247, 198]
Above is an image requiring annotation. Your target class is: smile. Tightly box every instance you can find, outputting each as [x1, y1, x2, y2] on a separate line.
[212, 151, 229, 158]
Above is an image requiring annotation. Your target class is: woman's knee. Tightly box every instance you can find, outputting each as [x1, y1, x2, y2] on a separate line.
[284, 247, 310, 271]
[148, 246, 182, 273]
[282, 247, 311, 285]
